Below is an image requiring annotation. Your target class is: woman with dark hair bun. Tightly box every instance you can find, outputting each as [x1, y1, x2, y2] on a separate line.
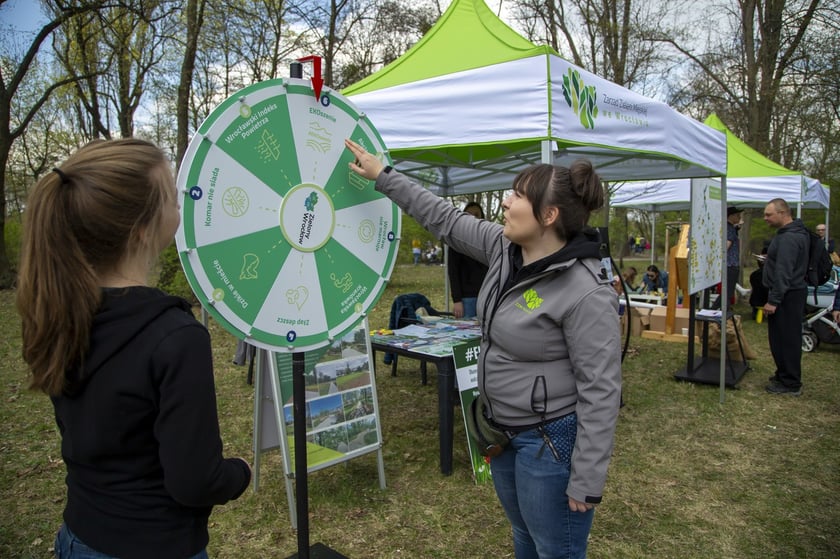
[17, 138, 251, 559]
[346, 139, 621, 559]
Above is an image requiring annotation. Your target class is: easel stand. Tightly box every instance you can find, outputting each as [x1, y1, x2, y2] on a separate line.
[286, 352, 349, 559]
[674, 292, 749, 387]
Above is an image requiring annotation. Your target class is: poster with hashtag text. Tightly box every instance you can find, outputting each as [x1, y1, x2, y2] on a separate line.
[452, 341, 492, 483]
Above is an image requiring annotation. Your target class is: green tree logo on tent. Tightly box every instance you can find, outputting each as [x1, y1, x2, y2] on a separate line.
[562, 69, 598, 129]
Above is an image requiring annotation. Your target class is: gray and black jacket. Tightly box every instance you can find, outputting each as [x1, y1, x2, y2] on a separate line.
[375, 169, 622, 504]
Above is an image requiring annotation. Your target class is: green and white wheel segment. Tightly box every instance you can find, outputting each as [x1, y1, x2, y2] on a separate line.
[175, 78, 400, 353]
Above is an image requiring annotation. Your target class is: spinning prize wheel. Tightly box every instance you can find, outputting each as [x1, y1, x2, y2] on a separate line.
[175, 79, 400, 353]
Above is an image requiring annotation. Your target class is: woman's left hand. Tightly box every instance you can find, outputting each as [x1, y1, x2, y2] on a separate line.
[345, 138, 384, 180]
[452, 301, 465, 319]
[568, 497, 594, 513]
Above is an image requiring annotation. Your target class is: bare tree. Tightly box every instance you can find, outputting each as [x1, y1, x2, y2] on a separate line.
[0, 2, 104, 288]
[52, 0, 179, 139]
[335, 0, 437, 88]
[507, 0, 681, 91]
[175, 0, 206, 167]
[289, 0, 377, 87]
[227, 0, 308, 83]
[655, 0, 824, 156]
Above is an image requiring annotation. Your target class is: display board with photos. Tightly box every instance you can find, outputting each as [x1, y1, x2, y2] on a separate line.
[272, 322, 383, 473]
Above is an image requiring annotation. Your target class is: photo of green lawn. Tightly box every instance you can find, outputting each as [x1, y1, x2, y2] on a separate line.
[1, 262, 838, 558]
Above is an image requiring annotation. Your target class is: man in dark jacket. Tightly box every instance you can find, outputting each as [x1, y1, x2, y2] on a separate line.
[448, 202, 489, 318]
[762, 198, 809, 396]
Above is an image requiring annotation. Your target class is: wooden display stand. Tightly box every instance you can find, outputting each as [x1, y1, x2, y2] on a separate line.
[642, 224, 691, 343]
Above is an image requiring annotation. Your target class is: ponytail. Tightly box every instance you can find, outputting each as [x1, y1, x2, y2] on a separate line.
[17, 172, 101, 396]
[17, 139, 170, 396]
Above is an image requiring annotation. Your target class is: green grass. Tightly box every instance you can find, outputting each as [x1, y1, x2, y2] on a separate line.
[2, 263, 839, 558]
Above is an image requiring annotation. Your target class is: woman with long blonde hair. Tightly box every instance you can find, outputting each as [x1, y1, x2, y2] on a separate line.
[17, 138, 250, 559]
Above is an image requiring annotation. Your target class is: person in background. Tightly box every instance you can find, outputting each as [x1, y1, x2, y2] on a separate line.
[412, 238, 422, 265]
[346, 138, 621, 559]
[433, 243, 443, 263]
[16, 139, 251, 559]
[642, 264, 669, 294]
[748, 249, 769, 320]
[716, 206, 743, 308]
[447, 202, 489, 319]
[816, 223, 835, 254]
[233, 338, 255, 366]
[424, 240, 436, 263]
[621, 266, 641, 293]
[832, 282, 840, 324]
[762, 198, 809, 396]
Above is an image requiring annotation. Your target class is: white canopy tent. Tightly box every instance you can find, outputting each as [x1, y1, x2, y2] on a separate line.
[612, 175, 829, 212]
[612, 176, 830, 264]
[344, 0, 727, 189]
[805, 177, 831, 209]
[343, 0, 740, 397]
[612, 112, 831, 262]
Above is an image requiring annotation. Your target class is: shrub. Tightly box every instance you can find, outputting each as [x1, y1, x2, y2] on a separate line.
[4, 218, 22, 272]
[155, 243, 197, 303]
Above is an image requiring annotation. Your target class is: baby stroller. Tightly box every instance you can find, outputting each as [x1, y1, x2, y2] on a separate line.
[801, 276, 840, 352]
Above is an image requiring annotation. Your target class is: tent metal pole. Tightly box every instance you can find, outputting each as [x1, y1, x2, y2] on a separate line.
[797, 176, 805, 219]
[719, 177, 728, 404]
[541, 140, 553, 164]
[651, 213, 656, 266]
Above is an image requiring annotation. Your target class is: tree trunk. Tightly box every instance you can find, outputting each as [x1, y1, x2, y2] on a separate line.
[176, 0, 206, 168]
[0, 137, 14, 288]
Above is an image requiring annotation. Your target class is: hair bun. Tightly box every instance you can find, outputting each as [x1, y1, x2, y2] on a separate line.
[568, 159, 604, 211]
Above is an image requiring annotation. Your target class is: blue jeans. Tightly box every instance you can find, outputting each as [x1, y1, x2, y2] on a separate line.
[54, 524, 209, 559]
[490, 415, 594, 559]
[461, 297, 478, 319]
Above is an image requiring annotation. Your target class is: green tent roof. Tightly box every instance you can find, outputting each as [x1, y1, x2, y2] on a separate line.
[343, 0, 550, 95]
[704, 113, 799, 178]
[342, 0, 728, 186]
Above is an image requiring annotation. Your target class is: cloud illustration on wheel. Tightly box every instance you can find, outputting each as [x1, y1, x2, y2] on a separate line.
[286, 286, 309, 310]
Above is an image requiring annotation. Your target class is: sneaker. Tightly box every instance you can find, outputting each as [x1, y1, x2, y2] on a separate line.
[768, 375, 780, 383]
[765, 382, 802, 396]
[735, 283, 752, 297]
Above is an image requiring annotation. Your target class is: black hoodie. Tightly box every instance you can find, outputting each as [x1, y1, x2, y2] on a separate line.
[763, 218, 809, 305]
[52, 287, 250, 558]
[502, 228, 605, 293]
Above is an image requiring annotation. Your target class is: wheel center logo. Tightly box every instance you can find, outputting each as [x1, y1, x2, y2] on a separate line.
[279, 183, 335, 252]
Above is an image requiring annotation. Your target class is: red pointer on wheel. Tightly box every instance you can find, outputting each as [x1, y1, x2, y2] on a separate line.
[297, 55, 324, 101]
